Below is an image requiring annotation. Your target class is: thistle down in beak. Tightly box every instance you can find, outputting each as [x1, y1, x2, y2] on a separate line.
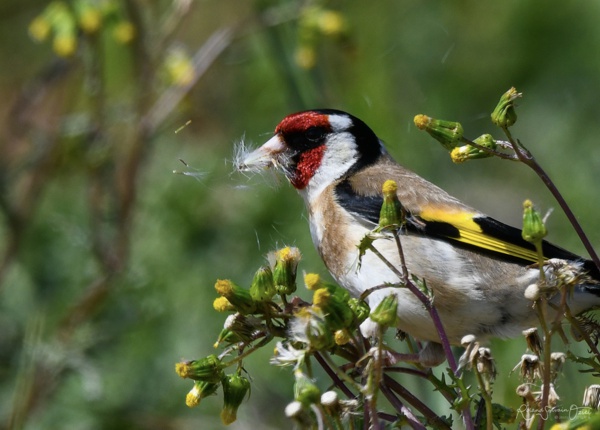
[237, 135, 287, 173]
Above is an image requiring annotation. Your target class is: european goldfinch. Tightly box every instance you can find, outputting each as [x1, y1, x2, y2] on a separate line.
[239, 109, 600, 350]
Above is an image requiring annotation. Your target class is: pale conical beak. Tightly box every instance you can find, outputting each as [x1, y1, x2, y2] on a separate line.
[238, 134, 287, 172]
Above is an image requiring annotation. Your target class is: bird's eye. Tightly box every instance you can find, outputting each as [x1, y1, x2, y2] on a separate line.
[305, 126, 326, 142]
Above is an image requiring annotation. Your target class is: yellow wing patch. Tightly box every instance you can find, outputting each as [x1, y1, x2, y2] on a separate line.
[419, 206, 540, 262]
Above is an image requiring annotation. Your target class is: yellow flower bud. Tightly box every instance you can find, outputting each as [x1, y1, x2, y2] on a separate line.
[313, 288, 353, 331]
[450, 134, 497, 163]
[175, 355, 224, 383]
[29, 16, 51, 41]
[304, 273, 321, 290]
[47, 2, 77, 57]
[186, 380, 219, 408]
[317, 10, 346, 36]
[295, 45, 316, 69]
[304, 273, 349, 301]
[414, 114, 464, 151]
[215, 279, 256, 314]
[379, 179, 404, 228]
[165, 48, 195, 87]
[213, 296, 235, 312]
[334, 329, 350, 345]
[113, 21, 135, 44]
[53, 33, 77, 57]
[273, 247, 301, 295]
[74, 0, 102, 34]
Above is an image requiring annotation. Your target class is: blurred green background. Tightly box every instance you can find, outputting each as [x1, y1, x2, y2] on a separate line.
[1, 1, 600, 429]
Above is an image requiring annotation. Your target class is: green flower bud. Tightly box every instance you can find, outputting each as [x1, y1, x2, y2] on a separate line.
[186, 380, 219, 408]
[348, 297, 370, 325]
[491, 87, 521, 128]
[370, 294, 398, 327]
[217, 312, 265, 343]
[46, 2, 77, 57]
[214, 279, 256, 314]
[414, 114, 464, 150]
[450, 134, 497, 163]
[214, 327, 238, 348]
[273, 247, 301, 295]
[249, 266, 276, 303]
[175, 354, 224, 383]
[220, 374, 251, 425]
[379, 179, 405, 228]
[313, 288, 354, 331]
[215, 313, 262, 348]
[522, 200, 547, 245]
[294, 369, 321, 406]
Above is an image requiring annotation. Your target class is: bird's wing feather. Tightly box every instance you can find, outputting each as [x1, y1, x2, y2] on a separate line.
[335, 172, 585, 266]
[418, 206, 583, 263]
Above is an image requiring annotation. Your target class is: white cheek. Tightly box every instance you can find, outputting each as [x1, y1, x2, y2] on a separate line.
[303, 132, 358, 200]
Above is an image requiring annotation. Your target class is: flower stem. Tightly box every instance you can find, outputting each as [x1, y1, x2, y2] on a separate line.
[473, 367, 493, 430]
[502, 127, 600, 273]
[379, 383, 426, 430]
[383, 375, 453, 430]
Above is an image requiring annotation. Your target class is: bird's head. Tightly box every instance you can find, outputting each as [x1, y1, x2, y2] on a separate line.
[239, 109, 384, 194]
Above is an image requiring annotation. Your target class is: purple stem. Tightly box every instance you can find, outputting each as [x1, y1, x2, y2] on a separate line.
[313, 352, 355, 399]
[383, 375, 452, 430]
[517, 145, 600, 272]
[379, 383, 427, 430]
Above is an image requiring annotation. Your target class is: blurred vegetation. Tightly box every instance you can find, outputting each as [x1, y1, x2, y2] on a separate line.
[1, 1, 600, 429]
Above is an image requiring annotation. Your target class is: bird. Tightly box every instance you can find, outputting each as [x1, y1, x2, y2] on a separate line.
[238, 108, 600, 359]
